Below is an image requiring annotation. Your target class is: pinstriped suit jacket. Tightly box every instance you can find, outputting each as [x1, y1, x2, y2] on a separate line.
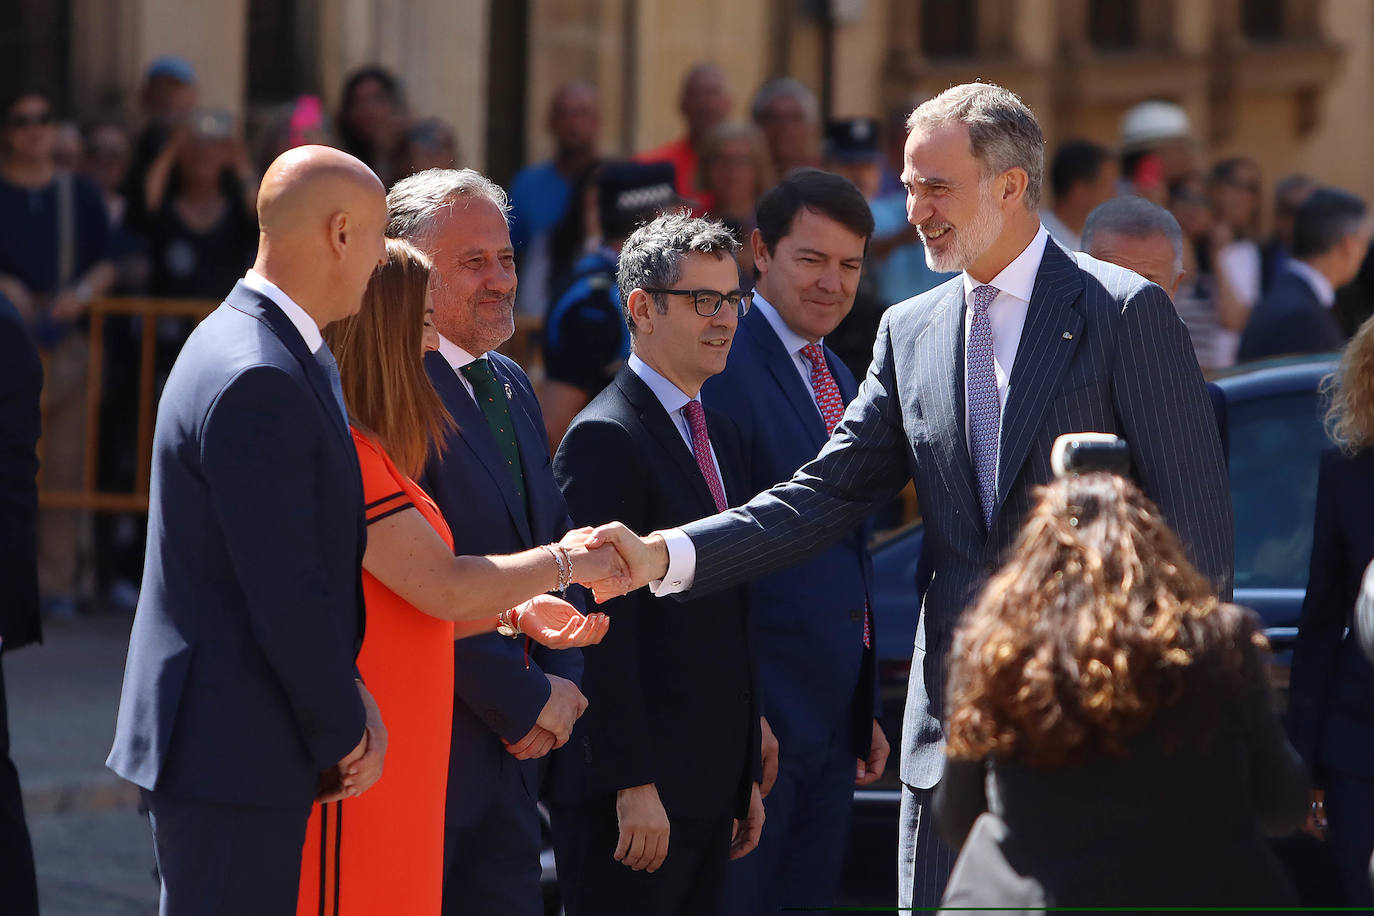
[680, 239, 1233, 790]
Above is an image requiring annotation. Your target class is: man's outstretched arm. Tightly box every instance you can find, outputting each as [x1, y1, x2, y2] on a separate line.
[587, 312, 913, 600]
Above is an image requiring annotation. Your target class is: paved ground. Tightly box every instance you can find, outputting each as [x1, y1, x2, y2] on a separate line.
[8, 613, 160, 915]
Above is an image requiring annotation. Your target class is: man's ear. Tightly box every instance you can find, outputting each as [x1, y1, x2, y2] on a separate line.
[627, 288, 654, 336]
[1000, 168, 1028, 208]
[750, 228, 771, 275]
[1167, 270, 1184, 300]
[328, 211, 349, 259]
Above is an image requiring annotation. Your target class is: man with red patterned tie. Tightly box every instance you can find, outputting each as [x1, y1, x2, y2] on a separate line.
[550, 212, 764, 915]
[702, 168, 889, 916]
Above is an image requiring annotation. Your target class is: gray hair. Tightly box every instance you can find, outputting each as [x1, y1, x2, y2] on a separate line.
[1081, 196, 1185, 276]
[750, 77, 820, 126]
[386, 167, 509, 242]
[907, 82, 1045, 210]
[617, 211, 739, 336]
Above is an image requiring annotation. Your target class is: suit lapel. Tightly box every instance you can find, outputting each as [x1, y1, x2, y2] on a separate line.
[616, 368, 720, 515]
[225, 282, 353, 450]
[705, 410, 746, 507]
[995, 241, 1085, 516]
[746, 311, 828, 451]
[826, 342, 859, 405]
[424, 351, 534, 545]
[917, 283, 984, 535]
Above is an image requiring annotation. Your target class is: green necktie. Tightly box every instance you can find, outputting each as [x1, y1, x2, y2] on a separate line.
[460, 358, 527, 505]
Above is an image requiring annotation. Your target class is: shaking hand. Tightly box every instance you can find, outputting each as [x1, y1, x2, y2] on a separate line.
[582, 523, 671, 602]
[559, 527, 631, 595]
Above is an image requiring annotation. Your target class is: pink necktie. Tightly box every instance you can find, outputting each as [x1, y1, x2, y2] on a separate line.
[801, 344, 871, 649]
[682, 400, 728, 512]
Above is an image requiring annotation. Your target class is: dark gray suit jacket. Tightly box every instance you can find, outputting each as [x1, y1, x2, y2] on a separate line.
[680, 239, 1234, 790]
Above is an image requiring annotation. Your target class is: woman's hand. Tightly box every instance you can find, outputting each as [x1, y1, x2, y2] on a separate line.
[559, 527, 631, 593]
[514, 594, 609, 648]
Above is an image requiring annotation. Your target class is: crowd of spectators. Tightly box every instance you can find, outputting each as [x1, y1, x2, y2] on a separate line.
[6, 59, 1374, 619]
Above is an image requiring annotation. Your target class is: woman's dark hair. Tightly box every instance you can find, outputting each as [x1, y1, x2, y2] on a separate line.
[755, 167, 874, 258]
[336, 66, 404, 160]
[945, 473, 1265, 768]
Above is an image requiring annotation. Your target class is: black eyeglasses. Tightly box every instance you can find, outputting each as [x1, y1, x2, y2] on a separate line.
[642, 288, 753, 318]
[6, 112, 53, 129]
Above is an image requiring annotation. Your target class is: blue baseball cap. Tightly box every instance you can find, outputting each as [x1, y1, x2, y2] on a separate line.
[146, 56, 196, 84]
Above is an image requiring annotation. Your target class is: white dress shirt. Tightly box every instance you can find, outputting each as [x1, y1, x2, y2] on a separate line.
[653, 225, 1052, 596]
[961, 225, 1047, 458]
[751, 293, 821, 402]
[436, 334, 482, 401]
[243, 269, 323, 353]
[1283, 259, 1337, 309]
[628, 353, 731, 594]
[627, 354, 727, 489]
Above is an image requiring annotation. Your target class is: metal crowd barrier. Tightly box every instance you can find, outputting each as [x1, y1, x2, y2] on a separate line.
[36, 299, 547, 515]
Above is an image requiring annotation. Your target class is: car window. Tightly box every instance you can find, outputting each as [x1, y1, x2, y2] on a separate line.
[1229, 390, 1328, 590]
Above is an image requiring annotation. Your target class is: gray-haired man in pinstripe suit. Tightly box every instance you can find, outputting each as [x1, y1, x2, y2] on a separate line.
[587, 82, 1233, 911]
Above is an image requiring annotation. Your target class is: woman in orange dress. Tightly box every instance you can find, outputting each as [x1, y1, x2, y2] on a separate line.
[297, 239, 615, 916]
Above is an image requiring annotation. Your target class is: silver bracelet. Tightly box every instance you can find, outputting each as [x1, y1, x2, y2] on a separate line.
[554, 545, 572, 596]
[542, 544, 568, 596]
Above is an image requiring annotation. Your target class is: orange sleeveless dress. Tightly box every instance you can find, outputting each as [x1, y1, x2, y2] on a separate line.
[297, 430, 461, 916]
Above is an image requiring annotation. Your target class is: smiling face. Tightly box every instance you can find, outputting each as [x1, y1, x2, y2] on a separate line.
[426, 197, 517, 355]
[902, 122, 1007, 275]
[631, 251, 741, 396]
[753, 207, 866, 342]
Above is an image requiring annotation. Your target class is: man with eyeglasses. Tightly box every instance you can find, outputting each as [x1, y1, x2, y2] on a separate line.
[702, 168, 888, 916]
[550, 212, 764, 915]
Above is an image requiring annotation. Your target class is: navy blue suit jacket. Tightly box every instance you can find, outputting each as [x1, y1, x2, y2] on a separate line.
[701, 307, 877, 759]
[420, 349, 583, 813]
[1287, 446, 1374, 785]
[681, 242, 1233, 790]
[1238, 267, 1344, 362]
[554, 366, 759, 819]
[108, 282, 367, 807]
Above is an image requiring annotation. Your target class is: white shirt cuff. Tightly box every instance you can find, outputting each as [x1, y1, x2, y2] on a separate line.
[649, 527, 696, 596]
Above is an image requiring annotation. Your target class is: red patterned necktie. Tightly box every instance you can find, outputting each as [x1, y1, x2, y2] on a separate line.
[800, 343, 871, 649]
[801, 343, 846, 434]
[681, 400, 728, 512]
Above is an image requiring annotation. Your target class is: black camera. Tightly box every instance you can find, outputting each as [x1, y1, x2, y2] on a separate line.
[1050, 433, 1130, 478]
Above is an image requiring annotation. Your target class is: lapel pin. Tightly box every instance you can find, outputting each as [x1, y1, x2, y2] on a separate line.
[505, 383, 514, 399]
[1062, 331, 1074, 340]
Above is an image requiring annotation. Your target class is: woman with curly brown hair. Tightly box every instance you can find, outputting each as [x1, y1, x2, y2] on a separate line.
[1288, 315, 1374, 907]
[936, 472, 1307, 909]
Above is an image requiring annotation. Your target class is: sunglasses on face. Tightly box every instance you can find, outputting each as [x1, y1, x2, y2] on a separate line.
[7, 112, 53, 129]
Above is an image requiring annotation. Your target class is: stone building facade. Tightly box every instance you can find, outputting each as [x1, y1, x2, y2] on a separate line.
[6, 0, 1371, 211]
